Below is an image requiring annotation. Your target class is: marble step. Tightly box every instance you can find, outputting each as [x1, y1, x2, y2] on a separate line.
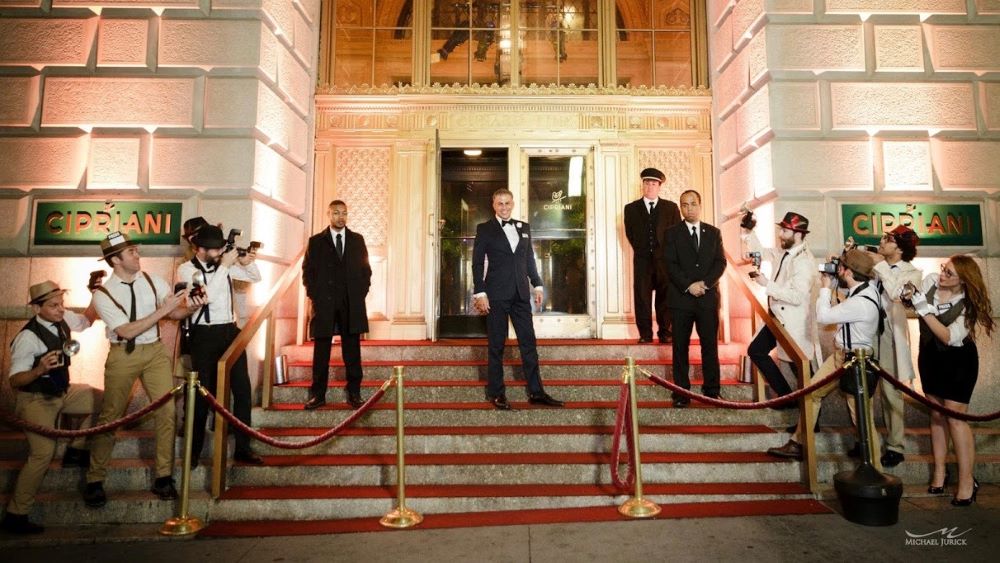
[0, 490, 212, 525]
[0, 458, 209, 493]
[210, 482, 815, 521]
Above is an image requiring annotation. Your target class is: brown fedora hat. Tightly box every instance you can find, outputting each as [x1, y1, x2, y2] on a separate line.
[28, 280, 68, 305]
[100, 231, 138, 261]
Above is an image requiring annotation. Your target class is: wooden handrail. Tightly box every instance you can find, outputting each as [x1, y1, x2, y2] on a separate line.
[724, 251, 820, 496]
[211, 249, 306, 498]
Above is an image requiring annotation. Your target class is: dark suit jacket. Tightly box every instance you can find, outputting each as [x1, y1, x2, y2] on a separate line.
[624, 197, 681, 276]
[663, 221, 727, 311]
[472, 218, 542, 301]
[303, 227, 372, 337]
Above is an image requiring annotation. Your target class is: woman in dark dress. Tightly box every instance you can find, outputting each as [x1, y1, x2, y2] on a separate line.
[909, 255, 994, 506]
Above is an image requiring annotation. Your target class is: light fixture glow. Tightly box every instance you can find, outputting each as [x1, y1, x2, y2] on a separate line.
[463, 149, 482, 156]
[568, 156, 583, 197]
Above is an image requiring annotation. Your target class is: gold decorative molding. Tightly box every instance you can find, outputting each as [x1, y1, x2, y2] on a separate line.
[315, 82, 712, 97]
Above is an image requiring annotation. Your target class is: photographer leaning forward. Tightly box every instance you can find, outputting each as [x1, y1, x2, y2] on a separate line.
[1, 282, 102, 534]
[175, 224, 263, 467]
[767, 249, 884, 462]
[85, 232, 206, 508]
[850, 226, 923, 468]
[740, 211, 821, 408]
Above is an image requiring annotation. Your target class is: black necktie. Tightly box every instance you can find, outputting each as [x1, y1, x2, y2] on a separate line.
[122, 280, 137, 353]
[774, 251, 788, 280]
[691, 225, 698, 250]
[648, 201, 654, 214]
[336, 233, 343, 259]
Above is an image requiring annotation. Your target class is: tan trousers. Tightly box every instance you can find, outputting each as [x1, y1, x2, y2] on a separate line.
[793, 352, 883, 468]
[6, 384, 101, 515]
[87, 341, 176, 483]
[848, 380, 906, 454]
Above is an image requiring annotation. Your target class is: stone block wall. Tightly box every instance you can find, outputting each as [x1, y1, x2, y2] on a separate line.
[0, 0, 319, 397]
[709, 0, 1000, 414]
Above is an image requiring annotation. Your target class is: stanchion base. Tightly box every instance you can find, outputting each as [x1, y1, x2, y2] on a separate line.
[618, 497, 661, 518]
[159, 516, 205, 536]
[380, 507, 424, 529]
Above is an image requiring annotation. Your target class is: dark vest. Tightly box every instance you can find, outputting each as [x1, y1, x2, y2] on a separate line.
[918, 285, 968, 349]
[17, 317, 71, 396]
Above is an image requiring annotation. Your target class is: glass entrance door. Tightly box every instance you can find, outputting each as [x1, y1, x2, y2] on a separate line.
[436, 146, 593, 338]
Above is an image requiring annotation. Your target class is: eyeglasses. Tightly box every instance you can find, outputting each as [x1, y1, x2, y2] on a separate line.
[940, 264, 957, 278]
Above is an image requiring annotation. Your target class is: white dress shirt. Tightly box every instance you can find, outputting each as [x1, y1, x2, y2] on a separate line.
[94, 271, 171, 344]
[817, 282, 882, 352]
[9, 311, 90, 376]
[176, 257, 261, 326]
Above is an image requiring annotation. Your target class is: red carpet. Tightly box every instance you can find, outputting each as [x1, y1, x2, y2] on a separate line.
[244, 451, 787, 467]
[258, 424, 778, 437]
[269, 400, 720, 411]
[199, 499, 832, 537]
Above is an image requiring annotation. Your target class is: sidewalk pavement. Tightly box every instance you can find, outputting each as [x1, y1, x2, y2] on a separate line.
[2, 486, 998, 562]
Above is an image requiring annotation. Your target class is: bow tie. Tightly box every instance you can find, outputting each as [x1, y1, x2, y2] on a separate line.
[501, 220, 514, 227]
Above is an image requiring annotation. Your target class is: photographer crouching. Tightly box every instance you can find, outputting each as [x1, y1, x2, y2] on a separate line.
[176, 224, 264, 467]
[767, 249, 884, 461]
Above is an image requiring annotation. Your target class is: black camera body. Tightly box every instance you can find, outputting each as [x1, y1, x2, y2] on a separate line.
[818, 257, 840, 275]
[740, 210, 757, 230]
[748, 251, 762, 268]
[237, 240, 262, 257]
[224, 228, 243, 253]
[87, 270, 106, 291]
[174, 281, 205, 300]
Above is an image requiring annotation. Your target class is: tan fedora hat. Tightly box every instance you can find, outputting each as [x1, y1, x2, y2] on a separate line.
[28, 280, 68, 305]
[100, 231, 138, 261]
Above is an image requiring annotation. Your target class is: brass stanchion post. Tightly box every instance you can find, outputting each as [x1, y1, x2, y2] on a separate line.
[161, 370, 205, 536]
[380, 366, 423, 528]
[618, 357, 661, 518]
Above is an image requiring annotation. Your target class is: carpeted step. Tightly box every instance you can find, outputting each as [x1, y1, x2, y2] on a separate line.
[200, 498, 834, 537]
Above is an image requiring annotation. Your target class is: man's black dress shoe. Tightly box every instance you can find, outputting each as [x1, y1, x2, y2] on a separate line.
[1, 513, 44, 534]
[637, 337, 653, 344]
[488, 395, 512, 410]
[673, 396, 690, 408]
[658, 336, 672, 344]
[346, 391, 364, 409]
[62, 446, 90, 468]
[527, 393, 564, 407]
[881, 450, 904, 468]
[83, 481, 106, 508]
[151, 476, 178, 500]
[846, 442, 861, 459]
[304, 396, 326, 410]
[234, 450, 265, 465]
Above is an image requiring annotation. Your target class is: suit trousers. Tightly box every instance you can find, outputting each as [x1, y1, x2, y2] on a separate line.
[7, 384, 101, 515]
[633, 258, 671, 340]
[311, 300, 363, 398]
[670, 306, 721, 396]
[88, 341, 175, 482]
[748, 326, 795, 397]
[188, 323, 254, 458]
[485, 296, 544, 398]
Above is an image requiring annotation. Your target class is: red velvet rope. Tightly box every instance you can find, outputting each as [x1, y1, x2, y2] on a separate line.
[870, 362, 1000, 422]
[640, 366, 847, 409]
[609, 373, 636, 491]
[199, 383, 390, 449]
[0, 384, 183, 439]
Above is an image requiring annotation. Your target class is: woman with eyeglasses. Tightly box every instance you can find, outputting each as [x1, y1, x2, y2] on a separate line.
[907, 256, 994, 506]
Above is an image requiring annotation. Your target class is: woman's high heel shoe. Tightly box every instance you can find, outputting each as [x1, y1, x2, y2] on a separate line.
[951, 478, 979, 507]
[928, 470, 950, 495]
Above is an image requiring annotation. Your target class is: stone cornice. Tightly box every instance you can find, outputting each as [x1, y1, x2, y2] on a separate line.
[315, 83, 712, 97]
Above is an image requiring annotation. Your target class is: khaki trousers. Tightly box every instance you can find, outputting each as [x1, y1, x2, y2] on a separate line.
[848, 380, 906, 454]
[6, 384, 101, 515]
[87, 341, 176, 483]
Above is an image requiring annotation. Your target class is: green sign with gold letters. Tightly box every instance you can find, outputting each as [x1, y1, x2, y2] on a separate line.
[841, 203, 983, 247]
[34, 201, 183, 246]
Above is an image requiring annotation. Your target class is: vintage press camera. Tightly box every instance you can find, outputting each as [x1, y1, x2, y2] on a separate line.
[224, 228, 263, 257]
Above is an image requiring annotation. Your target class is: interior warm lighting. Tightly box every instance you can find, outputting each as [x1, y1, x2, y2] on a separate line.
[568, 156, 583, 197]
[463, 149, 482, 156]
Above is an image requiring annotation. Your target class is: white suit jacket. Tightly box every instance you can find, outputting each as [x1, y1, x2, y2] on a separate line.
[872, 260, 923, 381]
[742, 232, 821, 366]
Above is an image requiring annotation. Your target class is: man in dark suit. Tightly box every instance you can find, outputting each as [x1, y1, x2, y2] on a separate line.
[623, 167, 682, 343]
[302, 200, 372, 410]
[472, 188, 563, 411]
[664, 190, 727, 407]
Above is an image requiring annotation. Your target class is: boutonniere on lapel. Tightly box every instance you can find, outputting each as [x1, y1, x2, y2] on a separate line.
[516, 222, 523, 229]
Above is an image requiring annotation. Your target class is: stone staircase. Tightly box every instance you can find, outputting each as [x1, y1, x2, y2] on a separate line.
[1, 339, 997, 533]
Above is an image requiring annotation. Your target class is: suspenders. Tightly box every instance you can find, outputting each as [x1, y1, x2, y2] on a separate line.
[96, 271, 160, 340]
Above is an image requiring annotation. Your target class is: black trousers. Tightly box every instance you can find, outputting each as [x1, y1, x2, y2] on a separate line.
[188, 323, 253, 457]
[748, 326, 797, 397]
[486, 296, 545, 399]
[311, 302, 363, 399]
[633, 258, 671, 340]
[670, 306, 720, 396]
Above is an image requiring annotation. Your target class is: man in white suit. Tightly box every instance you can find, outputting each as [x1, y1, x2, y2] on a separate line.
[741, 211, 820, 408]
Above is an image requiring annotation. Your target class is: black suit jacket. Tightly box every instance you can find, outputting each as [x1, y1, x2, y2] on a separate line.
[472, 218, 542, 301]
[663, 221, 727, 311]
[303, 227, 372, 337]
[624, 197, 681, 276]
